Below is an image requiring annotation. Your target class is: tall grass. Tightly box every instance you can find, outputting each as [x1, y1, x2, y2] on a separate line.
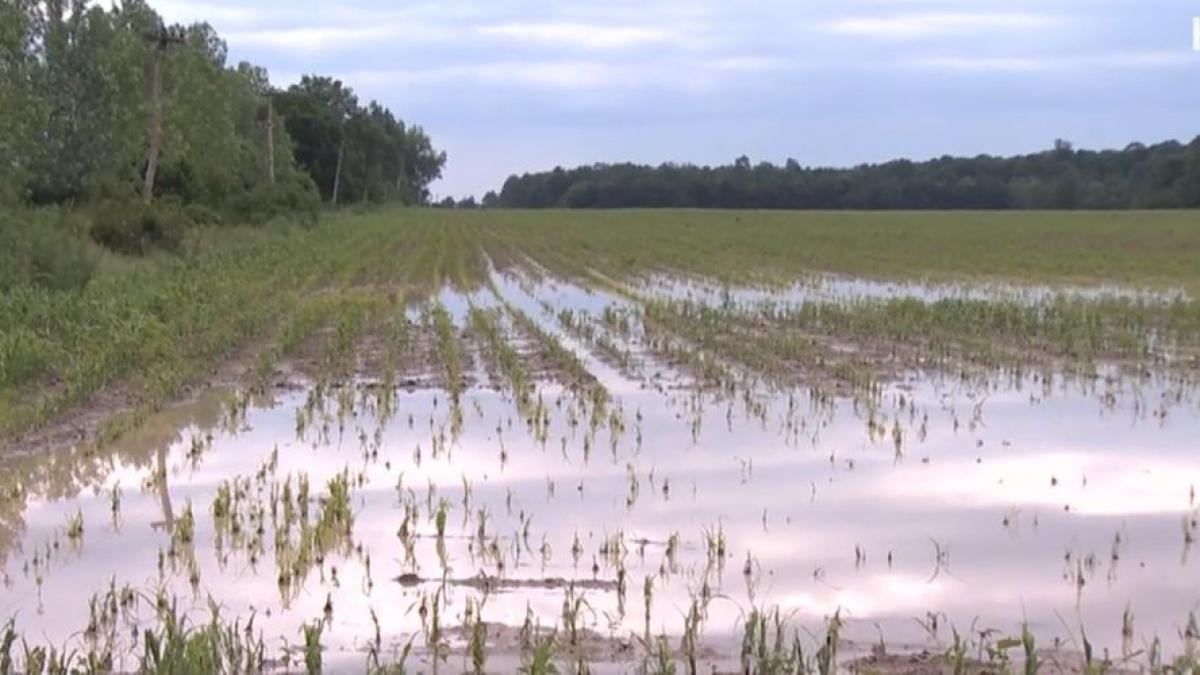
[0, 211, 423, 441]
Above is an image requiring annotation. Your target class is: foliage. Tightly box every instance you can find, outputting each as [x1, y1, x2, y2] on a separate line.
[470, 208, 1200, 291]
[88, 200, 188, 254]
[0, 0, 441, 239]
[275, 76, 445, 206]
[5, 206, 1198, 446]
[0, 209, 405, 440]
[140, 597, 265, 674]
[0, 209, 98, 292]
[497, 138, 1200, 209]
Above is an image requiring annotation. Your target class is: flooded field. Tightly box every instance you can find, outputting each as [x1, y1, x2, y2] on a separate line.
[4, 215, 1200, 673]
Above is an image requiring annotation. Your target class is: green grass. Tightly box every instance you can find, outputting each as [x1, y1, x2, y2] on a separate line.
[4, 207, 1198, 445]
[0, 210, 467, 442]
[478, 209, 1200, 290]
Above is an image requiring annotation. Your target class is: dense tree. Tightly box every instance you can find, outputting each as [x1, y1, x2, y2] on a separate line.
[0, 0, 443, 222]
[276, 78, 445, 206]
[0, 0, 43, 202]
[273, 76, 355, 204]
[498, 138, 1200, 210]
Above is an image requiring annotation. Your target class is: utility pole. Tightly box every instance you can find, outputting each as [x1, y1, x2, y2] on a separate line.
[142, 24, 184, 204]
[266, 95, 276, 186]
[332, 132, 345, 206]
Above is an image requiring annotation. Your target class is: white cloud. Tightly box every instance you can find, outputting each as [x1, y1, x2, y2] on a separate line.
[155, 0, 274, 25]
[901, 56, 1042, 71]
[1096, 51, 1196, 68]
[224, 26, 399, 50]
[902, 50, 1193, 72]
[352, 61, 637, 89]
[705, 56, 787, 73]
[349, 55, 788, 92]
[477, 22, 676, 49]
[486, 61, 631, 88]
[223, 22, 461, 52]
[207, 16, 680, 54]
[828, 11, 1056, 39]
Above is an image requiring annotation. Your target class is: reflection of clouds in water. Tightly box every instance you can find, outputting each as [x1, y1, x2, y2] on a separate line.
[639, 272, 1190, 309]
[775, 574, 953, 619]
[890, 451, 1196, 515]
[0, 388, 234, 570]
[491, 269, 648, 396]
[3, 284, 1200, 661]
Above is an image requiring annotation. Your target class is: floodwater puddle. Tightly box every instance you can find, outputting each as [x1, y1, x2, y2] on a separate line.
[2, 271, 1200, 672]
[635, 271, 1190, 310]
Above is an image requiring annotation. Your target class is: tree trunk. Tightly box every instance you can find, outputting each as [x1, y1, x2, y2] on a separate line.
[142, 42, 166, 204]
[331, 136, 345, 206]
[266, 96, 276, 186]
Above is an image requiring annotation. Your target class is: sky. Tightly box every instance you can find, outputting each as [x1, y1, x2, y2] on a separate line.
[155, 0, 1200, 199]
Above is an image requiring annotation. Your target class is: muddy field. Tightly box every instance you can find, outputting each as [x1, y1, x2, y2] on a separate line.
[3, 214, 1200, 674]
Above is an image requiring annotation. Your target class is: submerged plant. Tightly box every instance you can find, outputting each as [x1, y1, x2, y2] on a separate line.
[301, 619, 324, 675]
[65, 509, 84, 543]
[521, 629, 560, 675]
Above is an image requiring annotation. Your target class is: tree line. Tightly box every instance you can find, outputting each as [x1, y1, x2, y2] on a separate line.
[494, 138, 1200, 210]
[0, 0, 444, 227]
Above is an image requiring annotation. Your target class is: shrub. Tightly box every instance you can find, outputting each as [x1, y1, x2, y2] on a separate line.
[0, 209, 98, 292]
[237, 173, 321, 228]
[184, 202, 224, 226]
[268, 173, 321, 227]
[89, 200, 188, 255]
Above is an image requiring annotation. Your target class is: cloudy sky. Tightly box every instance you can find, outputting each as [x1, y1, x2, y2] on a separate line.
[156, 0, 1200, 198]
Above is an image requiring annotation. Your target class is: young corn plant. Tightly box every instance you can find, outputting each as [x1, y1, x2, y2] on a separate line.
[521, 630, 560, 675]
[301, 619, 324, 675]
[467, 596, 489, 675]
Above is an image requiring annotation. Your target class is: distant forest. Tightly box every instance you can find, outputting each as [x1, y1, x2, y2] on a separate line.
[487, 138, 1200, 210]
